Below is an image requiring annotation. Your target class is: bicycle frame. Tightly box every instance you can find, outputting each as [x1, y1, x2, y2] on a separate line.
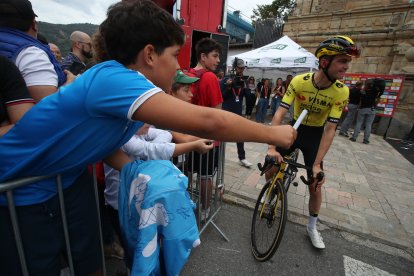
[258, 161, 287, 219]
[251, 109, 328, 261]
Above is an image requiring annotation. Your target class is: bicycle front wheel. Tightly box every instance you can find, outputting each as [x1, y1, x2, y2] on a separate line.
[251, 179, 287, 262]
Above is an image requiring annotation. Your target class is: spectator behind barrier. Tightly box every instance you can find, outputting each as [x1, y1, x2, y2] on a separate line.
[339, 81, 363, 137]
[350, 78, 385, 144]
[187, 37, 223, 218]
[0, 0, 70, 101]
[220, 58, 253, 168]
[256, 78, 271, 123]
[61, 31, 93, 75]
[48, 43, 62, 63]
[271, 77, 285, 117]
[103, 121, 212, 241]
[245, 76, 257, 119]
[0, 55, 34, 136]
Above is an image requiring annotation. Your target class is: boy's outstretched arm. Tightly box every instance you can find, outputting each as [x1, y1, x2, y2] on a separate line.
[267, 107, 289, 162]
[133, 93, 296, 148]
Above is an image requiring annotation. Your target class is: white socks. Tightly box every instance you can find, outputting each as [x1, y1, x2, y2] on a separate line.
[307, 214, 318, 231]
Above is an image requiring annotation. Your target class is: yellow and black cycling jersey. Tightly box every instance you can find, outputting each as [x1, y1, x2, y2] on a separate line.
[280, 73, 349, 127]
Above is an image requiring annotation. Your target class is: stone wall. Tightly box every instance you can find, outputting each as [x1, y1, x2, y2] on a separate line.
[284, 0, 414, 139]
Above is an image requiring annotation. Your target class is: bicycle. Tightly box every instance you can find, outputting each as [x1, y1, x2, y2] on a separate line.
[250, 110, 324, 262]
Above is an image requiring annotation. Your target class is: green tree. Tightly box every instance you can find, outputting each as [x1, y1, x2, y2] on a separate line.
[251, 0, 296, 24]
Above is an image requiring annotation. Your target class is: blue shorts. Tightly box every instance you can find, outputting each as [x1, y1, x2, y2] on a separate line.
[0, 170, 102, 275]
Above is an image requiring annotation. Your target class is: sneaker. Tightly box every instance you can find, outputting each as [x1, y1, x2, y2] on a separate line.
[349, 137, 356, 142]
[306, 227, 325, 249]
[363, 139, 370, 144]
[239, 159, 252, 168]
[338, 132, 349, 137]
[104, 241, 125, 260]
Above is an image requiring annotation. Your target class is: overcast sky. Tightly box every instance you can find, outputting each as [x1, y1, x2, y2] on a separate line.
[31, 0, 273, 25]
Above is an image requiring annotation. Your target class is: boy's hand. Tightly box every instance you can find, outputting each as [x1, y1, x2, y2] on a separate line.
[269, 125, 296, 149]
[194, 139, 214, 154]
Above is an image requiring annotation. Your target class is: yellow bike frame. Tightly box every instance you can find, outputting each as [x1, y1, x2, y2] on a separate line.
[259, 161, 288, 219]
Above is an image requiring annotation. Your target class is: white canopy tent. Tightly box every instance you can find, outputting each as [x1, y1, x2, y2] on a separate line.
[227, 36, 319, 81]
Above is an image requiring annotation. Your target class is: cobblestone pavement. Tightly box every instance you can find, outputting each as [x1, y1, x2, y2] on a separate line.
[222, 130, 414, 256]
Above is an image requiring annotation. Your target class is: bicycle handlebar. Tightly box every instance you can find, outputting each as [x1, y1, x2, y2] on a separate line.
[300, 172, 325, 192]
[257, 155, 276, 174]
[257, 155, 325, 191]
[259, 109, 323, 187]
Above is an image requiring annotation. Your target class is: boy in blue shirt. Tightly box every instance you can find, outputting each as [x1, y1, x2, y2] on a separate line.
[0, 1, 296, 275]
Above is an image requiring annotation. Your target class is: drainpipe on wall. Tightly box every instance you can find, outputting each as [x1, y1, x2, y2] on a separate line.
[222, 0, 228, 29]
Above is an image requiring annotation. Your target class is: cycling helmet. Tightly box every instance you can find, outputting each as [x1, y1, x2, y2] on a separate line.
[315, 35, 360, 59]
[315, 35, 360, 83]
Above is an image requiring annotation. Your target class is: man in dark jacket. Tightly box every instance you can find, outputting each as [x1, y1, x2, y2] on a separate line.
[220, 58, 252, 167]
[350, 78, 386, 144]
[339, 81, 363, 137]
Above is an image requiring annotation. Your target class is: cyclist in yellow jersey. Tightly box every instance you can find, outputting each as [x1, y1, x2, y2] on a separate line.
[266, 36, 360, 249]
[281, 73, 349, 127]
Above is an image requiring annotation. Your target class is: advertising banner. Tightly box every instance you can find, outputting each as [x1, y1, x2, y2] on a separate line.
[343, 73, 405, 117]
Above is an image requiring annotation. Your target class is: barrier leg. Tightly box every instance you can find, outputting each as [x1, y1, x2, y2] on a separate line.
[6, 191, 29, 276]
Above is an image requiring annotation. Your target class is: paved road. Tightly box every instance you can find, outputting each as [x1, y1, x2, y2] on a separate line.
[104, 203, 414, 275]
[103, 127, 414, 275]
[182, 203, 414, 276]
[223, 131, 414, 254]
[386, 138, 414, 165]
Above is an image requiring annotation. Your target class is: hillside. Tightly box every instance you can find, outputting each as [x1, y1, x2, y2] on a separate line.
[38, 22, 99, 56]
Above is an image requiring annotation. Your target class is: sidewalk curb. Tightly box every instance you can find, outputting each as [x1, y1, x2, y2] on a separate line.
[222, 193, 414, 260]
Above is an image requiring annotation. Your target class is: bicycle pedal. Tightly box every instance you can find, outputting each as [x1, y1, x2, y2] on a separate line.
[292, 182, 298, 187]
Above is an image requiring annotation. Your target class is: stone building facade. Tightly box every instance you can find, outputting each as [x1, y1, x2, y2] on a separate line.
[284, 0, 414, 139]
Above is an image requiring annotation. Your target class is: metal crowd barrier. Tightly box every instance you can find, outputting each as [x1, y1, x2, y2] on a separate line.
[0, 167, 107, 276]
[1, 143, 229, 275]
[175, 142, 229, 241]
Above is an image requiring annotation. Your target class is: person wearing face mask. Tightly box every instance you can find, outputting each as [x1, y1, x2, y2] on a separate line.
[61, 31, 93, 75]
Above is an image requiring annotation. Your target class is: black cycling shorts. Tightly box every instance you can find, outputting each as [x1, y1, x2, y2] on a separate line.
[277, 121, 324, 179]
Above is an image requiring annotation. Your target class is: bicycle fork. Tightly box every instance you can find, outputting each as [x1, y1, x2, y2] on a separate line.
[259, 180, 281, 221]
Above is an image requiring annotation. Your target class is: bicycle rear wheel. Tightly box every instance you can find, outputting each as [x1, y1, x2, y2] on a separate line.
[251, 179, 287, 261]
